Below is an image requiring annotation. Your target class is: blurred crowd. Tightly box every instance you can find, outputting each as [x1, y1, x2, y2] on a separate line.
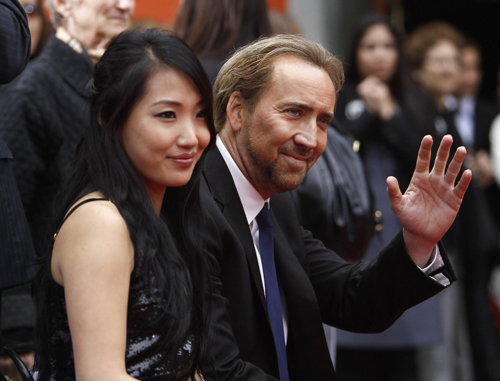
[1, 0, 500, 380]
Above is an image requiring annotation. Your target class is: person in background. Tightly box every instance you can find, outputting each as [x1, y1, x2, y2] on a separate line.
[19, 0, 53, 59]
[0, 1, 134, 377]
[199, 33, 470, 380]
[454, 39, 499, 192]
[33, 28, 215, 381]
[0, 1, 37, 380]
[331, 14, 442, 381]
[0, 0, 135, 260]
[174, 0, 272, 84]
[0, 0, 30, 83]
[407, 21, 500, 381]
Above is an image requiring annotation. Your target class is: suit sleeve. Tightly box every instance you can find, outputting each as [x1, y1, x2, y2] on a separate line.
[0, 0, 31, 84]
[272, 192, 455, 334]
[304, 227, 455, 333]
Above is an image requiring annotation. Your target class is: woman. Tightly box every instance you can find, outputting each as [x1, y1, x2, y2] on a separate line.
[334, 14, 440, 381]
[33, 29, 215, 381]
[174, 0, 271, 84]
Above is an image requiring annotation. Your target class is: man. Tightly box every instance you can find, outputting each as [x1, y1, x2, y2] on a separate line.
[200, 35, 470, 380]
[454, 40, 499, 187]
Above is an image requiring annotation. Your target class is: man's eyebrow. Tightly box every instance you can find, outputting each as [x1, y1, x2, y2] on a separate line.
[281, 101, 334, 120]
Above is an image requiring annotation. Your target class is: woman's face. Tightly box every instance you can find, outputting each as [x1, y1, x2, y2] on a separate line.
[121, 67, 211, 192]
[20, 0, 43, 56]
[356, 24, 399, 83]
[417, 39, 462, 98]
[65, 0, 135, 50]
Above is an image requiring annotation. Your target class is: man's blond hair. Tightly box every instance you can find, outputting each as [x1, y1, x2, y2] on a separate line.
[213, 34, 344, 132]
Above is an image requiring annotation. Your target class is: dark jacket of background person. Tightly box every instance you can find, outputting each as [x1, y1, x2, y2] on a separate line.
[290, 120, 374, 262]
[0, 35, 93, 257]
[0, 0, 35, 289]
[0, 0, 31, 84]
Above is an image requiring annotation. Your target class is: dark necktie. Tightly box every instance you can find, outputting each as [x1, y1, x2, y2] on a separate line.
[256, 204, 289, 381]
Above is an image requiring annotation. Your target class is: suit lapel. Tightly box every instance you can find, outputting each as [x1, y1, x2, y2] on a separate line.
[271, 208, 336, 380]
[203, 148, 267, 309]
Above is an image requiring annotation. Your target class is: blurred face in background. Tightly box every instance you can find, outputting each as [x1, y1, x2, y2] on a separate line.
[356, 24, 399, 83]
[62, 0, 135, 51]
[417, 39, 462, 99]
[20, 0, 43, 56]
[459, 46, 482, 97]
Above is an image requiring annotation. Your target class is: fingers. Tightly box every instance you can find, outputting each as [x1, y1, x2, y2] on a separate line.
[386, 176, 402, 204]
[454, 169, 472, 200]
[431, 135, 453, 175]
[414, 135, 434, 173]
[444, 146, 467, 185]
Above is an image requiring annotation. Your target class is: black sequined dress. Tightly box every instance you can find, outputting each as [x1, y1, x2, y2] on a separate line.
[43, 269, 195, 381]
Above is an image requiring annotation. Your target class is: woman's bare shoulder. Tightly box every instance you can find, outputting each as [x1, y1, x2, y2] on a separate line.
[51, 191, 134, 285]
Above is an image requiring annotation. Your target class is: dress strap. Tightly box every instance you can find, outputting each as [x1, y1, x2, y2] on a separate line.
[53, 197, 111, 240]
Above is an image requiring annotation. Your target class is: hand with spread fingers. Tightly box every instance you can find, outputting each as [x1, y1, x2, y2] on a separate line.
[387, 134, 472, 267]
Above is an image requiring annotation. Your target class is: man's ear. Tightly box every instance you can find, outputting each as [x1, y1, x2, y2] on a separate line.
[226, 91, 246, 133]
[51, 0, 73, 20]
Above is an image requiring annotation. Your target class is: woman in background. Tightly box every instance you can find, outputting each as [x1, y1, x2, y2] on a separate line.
[33, 29, 215, 381]
[174, 0, 272, 84]
[334, 14, 440, 381]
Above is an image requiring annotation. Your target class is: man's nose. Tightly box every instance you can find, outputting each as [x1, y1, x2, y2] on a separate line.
[294, 120, 318, 150]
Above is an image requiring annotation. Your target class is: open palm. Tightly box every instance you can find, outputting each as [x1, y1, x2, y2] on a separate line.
[387, 135, 471, 266]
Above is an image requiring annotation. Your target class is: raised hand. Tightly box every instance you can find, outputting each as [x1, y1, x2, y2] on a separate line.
[386, 135, 472, 267]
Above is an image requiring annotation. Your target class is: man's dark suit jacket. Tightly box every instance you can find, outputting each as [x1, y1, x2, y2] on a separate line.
[200, 146, 456, 381]
[0, 0, 31, 84]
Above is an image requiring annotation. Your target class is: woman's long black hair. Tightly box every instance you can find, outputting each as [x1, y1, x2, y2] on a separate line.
[33, 28, 216, 379]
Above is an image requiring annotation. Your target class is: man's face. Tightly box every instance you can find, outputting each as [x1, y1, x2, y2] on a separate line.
[459, 47, 482, 97]
[235, 56, 336, 199]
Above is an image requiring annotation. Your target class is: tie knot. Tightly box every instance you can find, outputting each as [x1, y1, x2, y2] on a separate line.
[256, 204, 273, 228]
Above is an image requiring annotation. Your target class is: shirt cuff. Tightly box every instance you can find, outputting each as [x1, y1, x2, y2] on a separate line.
[418, 245, 450, 287]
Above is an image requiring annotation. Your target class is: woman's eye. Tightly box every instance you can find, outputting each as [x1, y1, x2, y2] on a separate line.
[158, 111, 176, 119]
[196, 109, 207, 118]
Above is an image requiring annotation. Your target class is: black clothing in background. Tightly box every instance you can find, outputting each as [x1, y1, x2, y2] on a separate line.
[0, 35, 94, 257]
[0, 0, 31, 84]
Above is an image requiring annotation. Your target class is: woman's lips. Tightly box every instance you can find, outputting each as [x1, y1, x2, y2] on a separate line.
[168, 152, 196, 166]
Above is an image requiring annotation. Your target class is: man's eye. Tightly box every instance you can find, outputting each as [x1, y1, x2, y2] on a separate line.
[287, 109, 301, 117]
[158, 111, 176, 119]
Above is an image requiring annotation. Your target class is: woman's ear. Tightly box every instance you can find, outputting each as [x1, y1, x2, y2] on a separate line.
[226, 91, 246, 133]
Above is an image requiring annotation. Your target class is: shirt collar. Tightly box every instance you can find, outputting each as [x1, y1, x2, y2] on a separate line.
[216, 135, 268, 225]
[458, 95, 476, 115]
